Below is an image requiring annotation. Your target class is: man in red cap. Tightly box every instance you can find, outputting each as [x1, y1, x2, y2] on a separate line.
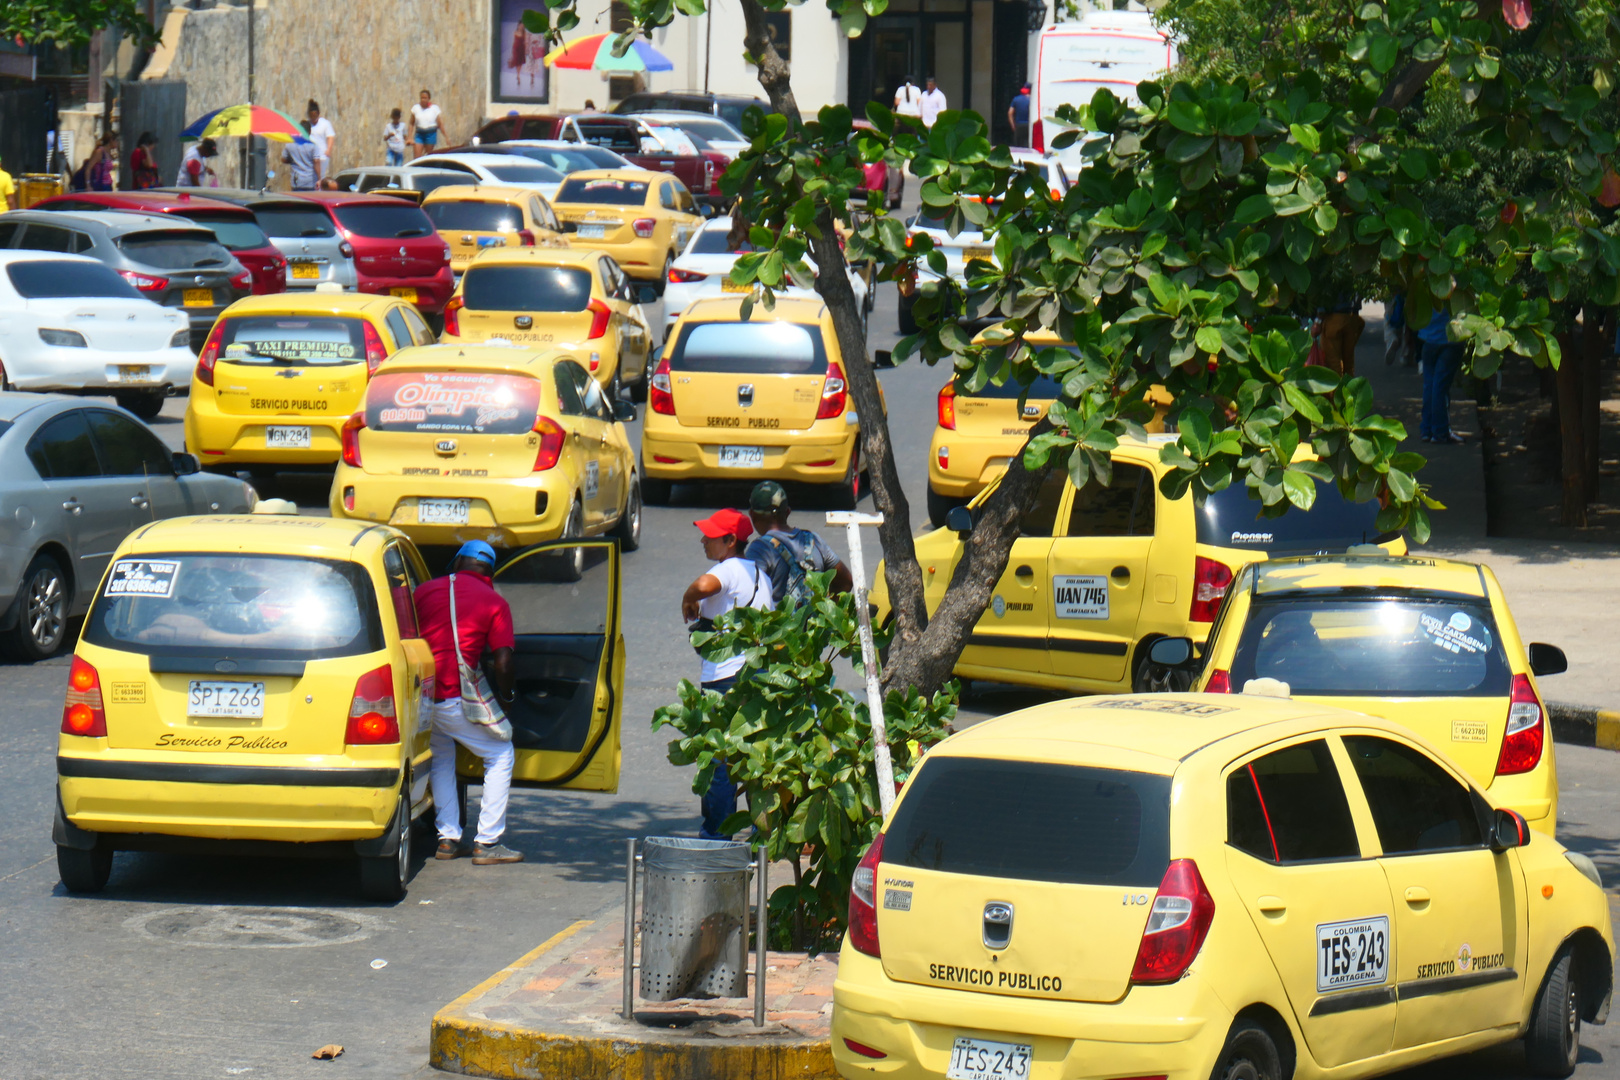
[680, 508, 773, 838]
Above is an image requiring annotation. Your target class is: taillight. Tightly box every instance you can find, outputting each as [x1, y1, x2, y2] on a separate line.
[1204, 669, 1231, 693]
[61, 656, 107, 738]
[532, 415, 566, 471]
[1496, 673, 1546, 775]
[650, 355, 675, 415]
[230, 270, 251, 290]
[517, 228, 536, 246]
[341, 411, 365, 468]
[195, 321, 227, 386]
[1032, 118, 1045, 153]
[1190, 557, 1233, 622]
[633, 218, 656, 238]
[362, 321, 388, 376]
[1130, 859, 1215, 984]
[817, 361, 847, 420]
[848, 832, 885, 957]
[443, 296, 464, 337]
[586, 297, 611, 339]
[844, 1039, 887, 1060]
[937, 382, 957, 429]
[345, 664, 399, 745]
[119, 270, 168, 291]
[668, 267, 707, 283]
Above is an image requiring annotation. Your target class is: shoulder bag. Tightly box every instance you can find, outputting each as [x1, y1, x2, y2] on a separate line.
[449, 574, 514, 741]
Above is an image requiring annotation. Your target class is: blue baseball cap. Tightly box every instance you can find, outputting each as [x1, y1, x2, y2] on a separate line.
[455, 540, 497, 568]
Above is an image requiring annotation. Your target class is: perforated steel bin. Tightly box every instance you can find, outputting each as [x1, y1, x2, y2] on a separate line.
[638, 836, 751, 1000]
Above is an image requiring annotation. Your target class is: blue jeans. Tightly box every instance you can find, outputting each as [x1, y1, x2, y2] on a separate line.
[698, 675, 739, 839]
[1420, 341, 1463, 439]
[385, 148, 404, 166]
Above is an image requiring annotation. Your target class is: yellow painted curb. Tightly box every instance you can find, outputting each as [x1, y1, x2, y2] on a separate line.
[1595, 710, 1620, 752]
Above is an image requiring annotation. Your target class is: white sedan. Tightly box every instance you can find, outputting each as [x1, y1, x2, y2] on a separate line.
[627, 111, 750, 157]
[408, 152, 566, 201]
[663, 216, 871, 336]
[0, 251, 193, 400]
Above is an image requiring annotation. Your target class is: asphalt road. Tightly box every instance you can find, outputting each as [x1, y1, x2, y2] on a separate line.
[1, 280, 1618, 1079]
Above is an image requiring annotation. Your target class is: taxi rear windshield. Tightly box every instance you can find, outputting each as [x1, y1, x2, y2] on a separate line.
[253, 205, 335, 239]
[1196, 482, 1396, 553]
[331, 203, 435, 239]
[668, 320, 826, 375]
[1228, 596, 1510, 696]
[959, 373, 1061, 399]
[83, 554, 382, 659]
[365, 370, 540, 434]
[885, 757, 1171, 887]
[424, 201, 524, 233]
[462, 265, 592, 312]
[556, 178, 647, 205]
[217, 315, 368, 366]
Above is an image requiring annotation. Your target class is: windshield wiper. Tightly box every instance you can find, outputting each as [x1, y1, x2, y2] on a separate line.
[394, 228, 429, 238]
[299, 228, 330, 237]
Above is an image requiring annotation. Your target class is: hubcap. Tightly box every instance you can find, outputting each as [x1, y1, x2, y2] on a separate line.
[27, 568, 63, 649]
[1567, 983, 1579, 1048]
[396, 801, 410, 884]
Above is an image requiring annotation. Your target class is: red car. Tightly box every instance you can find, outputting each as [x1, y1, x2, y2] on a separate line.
[33, 190, 289, 294]
[290, 192, 454, 316]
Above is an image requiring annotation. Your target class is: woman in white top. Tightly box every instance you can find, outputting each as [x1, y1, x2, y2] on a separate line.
[411, 89, 446, 159]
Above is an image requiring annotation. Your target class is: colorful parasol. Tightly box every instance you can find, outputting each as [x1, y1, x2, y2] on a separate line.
[544, 32, 674, 72]
[180, 104, 311, 144]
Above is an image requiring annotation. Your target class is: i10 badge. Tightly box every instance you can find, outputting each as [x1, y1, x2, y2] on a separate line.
[1317, 915, 1390, 992]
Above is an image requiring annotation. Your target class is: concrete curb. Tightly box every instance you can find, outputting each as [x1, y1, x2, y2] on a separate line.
[1549, 702, 1620, 751]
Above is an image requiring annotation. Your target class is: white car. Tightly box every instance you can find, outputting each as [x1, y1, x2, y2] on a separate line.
[487, 140, 637, 174]
[408, 152, 566, 201]
[627, 111, 750, 157]
[0, 251, 193, 403]
[664, 216, 870, 336]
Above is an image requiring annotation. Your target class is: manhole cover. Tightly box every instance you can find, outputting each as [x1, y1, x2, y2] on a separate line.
[125, 906, 385, 948]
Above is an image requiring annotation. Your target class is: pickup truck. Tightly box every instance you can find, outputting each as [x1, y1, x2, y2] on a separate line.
[470, 113, 718, 209]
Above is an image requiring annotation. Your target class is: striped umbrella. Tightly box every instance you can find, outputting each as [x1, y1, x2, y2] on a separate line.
[180, 104, 311, 144]
[544, 32, 674, 72]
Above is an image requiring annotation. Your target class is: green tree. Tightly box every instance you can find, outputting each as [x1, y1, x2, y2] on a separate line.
[0, 0, 158, 48]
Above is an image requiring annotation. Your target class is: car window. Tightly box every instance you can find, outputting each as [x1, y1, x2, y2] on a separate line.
[1197, 480, 1396, 552]
[479, 119, 514, 143]
[184, 213, 270, 251]
[1342, 734, 1486, 855]
[580, 370, 611, 421]
[115, 229, 232, 269]
[85, 410, 173, 477]
[19, 224, 78, 253]
[0, 221, 24, 246]
[1063, 462, 1155, 538]
[668, 319, 826, 375]
[1018, 471, 1068, 537]
[675, 183, 695, 212]
[252, 205, 336, 239]
[28, 411, 103, 479]
[553, 361, 590, 417]
[1227, 740, 1361, 863]
[384, 308, 413, 351]
[216, 315, 370, 368]
[463, 264, 593, 312]
[422, 160, 477, 176]
[382, 544, 421, 638]
[7, 259, 140, 300]
[573, 121, 643, 153]
[659, 182, 676, 210]
[400, 305, 434, 345]
[484, 162, 564, 184]
[365, 370, 541, 434]
[555, 177, 649, 206]
[424, 200, 524, 233]
[331, 203, 434, 239]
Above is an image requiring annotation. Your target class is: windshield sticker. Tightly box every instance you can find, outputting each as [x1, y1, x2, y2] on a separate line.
[366, 371, 540, 435]
[106, 559, 180, 599]
[1451, 720, 1488, 743]
[1317, 916, 1389, 993]
[585, 460, 600, 500]
[1053, 575, 1109, 619]
[1419, 611, 1490, 655]
[1078, 698, 1234, 716]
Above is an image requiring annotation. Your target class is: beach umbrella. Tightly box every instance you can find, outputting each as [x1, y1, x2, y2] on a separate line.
[180, 104, 311, 144]
[544, 32, 674, 72]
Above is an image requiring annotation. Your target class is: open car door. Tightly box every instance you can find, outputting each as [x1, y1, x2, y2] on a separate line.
[455, 539, 623, 792]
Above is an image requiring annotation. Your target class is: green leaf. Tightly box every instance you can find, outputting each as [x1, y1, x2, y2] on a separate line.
[1282, 468, 1317, 510]
[1368, 34, 1397, 74]
[1168, 133, 1215, 164]
[1195, 326, 1223, 353]
[1234, 194, 1274, 223]
[1167, 100, 1210, 135]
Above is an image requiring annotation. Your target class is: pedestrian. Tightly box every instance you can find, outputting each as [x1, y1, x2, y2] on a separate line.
[280, 124, 320, 191]
[0, 155, 14, 210]
[920, 76, 947, 129]
[131, 131, 161, 190]
[411, 89, 444, 158]
[1416, 312, 1467, 444]
[175, 137, 219, 187]
[894, 75, 923, 131]
[1383, 292, 1405, 367]
[413, 540, 526, 865]
[317, 177, 340, 190]
[582, 99, 599, 113]
[1317, 296, 1363, 378]
[680, 508, 772, 839]
[383, 108, 408, 167]
[743, 481, 853, 608]
[307, 100, 336, 179]
[1008, 82, 1031, 147]
[90, 136, 117, 191]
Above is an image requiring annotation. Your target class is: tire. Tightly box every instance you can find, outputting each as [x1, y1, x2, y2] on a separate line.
[10, 552, 68, 661]
[57, 841, 112, 893]
[898, 290, 919, 335]
[115, 389, 166, 421]
[1526, 948, 1581, 1077]
[832, 446, 861, 510]
[926, 486, 964, 529]
[611, 470, 643, 551]
[629, 353, 650, 403]
[557, 497, 586, 582]
[1207, 1020, 1283, 1080]
[654, 254, 673, 297]
[358, 792, 411, 902]
[1133, 643, 1193, 693]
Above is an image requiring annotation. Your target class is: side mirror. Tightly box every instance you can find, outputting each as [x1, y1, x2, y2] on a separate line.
[874, 349, 895, 369]
[1149, 637, 1195, 668]
[613, 399, 637, 422]
[1528, 643, 1567, 678]
[172, 451, 201, 476]
[945, 505, 973, 536]
[1490, 807, 1529, 852]
[637, 284, 660, 304]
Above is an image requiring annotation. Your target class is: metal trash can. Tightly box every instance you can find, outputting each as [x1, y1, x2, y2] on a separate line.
[638, 836, 752, 1000]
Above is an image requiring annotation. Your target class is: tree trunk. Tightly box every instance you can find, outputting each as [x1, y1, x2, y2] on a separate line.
[1582, 309, 1607, 503]
[1554, 326, 1587, 527]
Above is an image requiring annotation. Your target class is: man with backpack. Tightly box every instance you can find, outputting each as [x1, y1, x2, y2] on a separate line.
[744, 482, 853, 607]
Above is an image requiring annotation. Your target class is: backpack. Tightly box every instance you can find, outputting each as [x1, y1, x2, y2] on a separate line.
[763, 532, 822, 609]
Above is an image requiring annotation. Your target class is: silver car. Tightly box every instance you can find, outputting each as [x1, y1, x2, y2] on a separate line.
[0, 394, 256, 659]
[162, 189, 359, 293]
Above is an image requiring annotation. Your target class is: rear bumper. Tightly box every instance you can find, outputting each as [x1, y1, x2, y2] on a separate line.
[11, 346, 193, 392]
[641, 420, 857, 483]
[184, 389, 349, 466]
[355, 269, 455, 314]
[928, 430, 1024, 499]
[331, 466, 576, 549]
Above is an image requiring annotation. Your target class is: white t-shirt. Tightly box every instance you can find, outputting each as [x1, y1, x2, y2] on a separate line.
[384, 121, 406, 152]
[894, 83, 923, 118]
[696, 557, 772, 683]
[920, 88, 947, 128]
[412, 103, 442, 132]
[309, 116, 336, 159]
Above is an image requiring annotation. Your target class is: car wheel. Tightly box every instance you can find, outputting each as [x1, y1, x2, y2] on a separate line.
[1133, 643, 1193, 693]
[898, 291, 919, 335]
[557, 497, 586, 582]
[926, 487, 964, 529]
[654, 254, 673, 297]
[611, 471, 643, 552]
[833, 447, 861, 510]
[115, 389, 166, 421]
[1526, 947, 1581, 1077]
[358, 792, 411, 902]
[630, 351, 651, 404]
[10, 552, 68, 661]
[1208, 1020, 1282, 1080]
[57, 841, 113, 893]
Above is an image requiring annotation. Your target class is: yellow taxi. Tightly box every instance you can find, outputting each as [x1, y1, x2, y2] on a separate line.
[329, 344, 641, 552]
[833, 692, 1613, 1080]
[640, 295, 877, 508]
[184, 291, 434, 474]
[1148, 553, 1568, 836]
[870, 435, 1406, 694]
[439, 247, 655, 399]
[421, 184, 567, 277]
[550, 169, 703, 289]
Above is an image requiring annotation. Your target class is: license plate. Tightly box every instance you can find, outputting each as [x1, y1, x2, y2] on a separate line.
[389, 287, 418, 302]
[116, 365, 154, 384]
[721, 280, 752, 293]
[289, 262, 322, 279]
[964, 246, 993, 261]
[717, 445, 765, 468]
[265, 425, 311, 449]
[418, 497, 470, 525]
[576, 224, 607, 239]
[187, 680, 266, 719]
[946, 1037, 1032, 1080]
[183, 287, 214, 307]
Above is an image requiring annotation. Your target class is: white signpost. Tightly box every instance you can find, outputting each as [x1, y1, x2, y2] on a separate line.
[825, 510, 895, 817]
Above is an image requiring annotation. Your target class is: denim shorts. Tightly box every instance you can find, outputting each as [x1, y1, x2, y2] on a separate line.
[415, 129, 438, 147]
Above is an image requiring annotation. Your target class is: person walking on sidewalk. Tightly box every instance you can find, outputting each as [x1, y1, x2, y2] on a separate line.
[1317, 295, 1364, 378]
[920, 76, 948, 130]
[1008, 83, 1031, 147]
[744, 481, 853, 608]
[411, 89, 445, 158]
[415, 541, 525, 865]
[383, 108, 408, 167]
[307, 100, 336, 179]
[1417, 311, 1468, 444]
[280, 124, 320, 191]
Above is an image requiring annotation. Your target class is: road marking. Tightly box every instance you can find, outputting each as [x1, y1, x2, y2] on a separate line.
[442, 919, 594, 1014]
[124, 905, 387, 948]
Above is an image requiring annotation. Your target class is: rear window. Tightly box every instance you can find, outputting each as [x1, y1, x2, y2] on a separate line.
[484, 162, 563, 184]
[83, 553, 382, 659]
[424, 201, 524, 233]
[886, 757, 1172, 887]
[574, 123, 642, 152]
[1196, 482, 1396, 552]
[365, 370, 541, 434]
[115, 230, 231, 269]
[669, 320, 826, 375]
[184, 214, 270, 251]
[462, 265, 592, 312]
[556, 178, 647, 206]
[689, 227, 754, 254]
[1229, 596, 1510, 696]
[960, 373, 1061, 400]
[218, 315, 368, 366]
[253, 205, 336, 239]
[6, 259, 140, 299]
[508, 147, 600, 172]
[659, 117, 742, 142]
[332, 203, 435, 239]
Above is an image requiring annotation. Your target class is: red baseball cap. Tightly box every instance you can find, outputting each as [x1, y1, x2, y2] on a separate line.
[694, 508, 753, 543]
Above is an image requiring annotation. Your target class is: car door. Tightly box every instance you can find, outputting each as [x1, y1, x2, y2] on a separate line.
[1223, 737, 1397, 1069]
[382, 540, 435, 815]
[24, 410, 135, 603]
[458, 538, 622, 792]
[553, 359, 615, 526]
[83, 409, 186, 521]
[1044, 460, 1157, 686]
[1340, 732, 1525, 1050]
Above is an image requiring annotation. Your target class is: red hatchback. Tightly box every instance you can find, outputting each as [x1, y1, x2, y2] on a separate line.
[33, 190, 289, 294]
[292, 192, 453, 315]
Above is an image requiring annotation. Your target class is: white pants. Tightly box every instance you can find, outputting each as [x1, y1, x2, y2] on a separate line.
[427, 698, 515, 846]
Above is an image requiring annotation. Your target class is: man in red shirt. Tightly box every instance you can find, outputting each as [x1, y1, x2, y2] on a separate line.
[414, 541, 523, 865]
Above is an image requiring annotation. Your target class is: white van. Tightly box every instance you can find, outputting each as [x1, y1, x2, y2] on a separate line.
[1031, 11, 1177, 159]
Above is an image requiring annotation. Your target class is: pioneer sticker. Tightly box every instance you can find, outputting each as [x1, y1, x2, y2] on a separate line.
[105, 559, 180, 599]
[1053, 575, 1108, 619]
[1317, 916, 1389, 993]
